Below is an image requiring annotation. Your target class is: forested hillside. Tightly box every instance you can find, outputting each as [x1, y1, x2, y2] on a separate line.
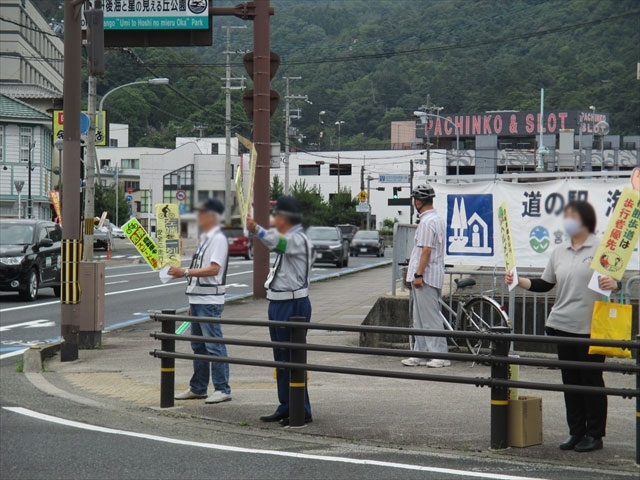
[38, 0, 640, 148]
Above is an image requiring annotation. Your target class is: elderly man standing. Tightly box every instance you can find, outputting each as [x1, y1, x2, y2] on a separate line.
[169, 198, 231, 404]
[247, 196, 313, 426]
[401, 184, 449, 368]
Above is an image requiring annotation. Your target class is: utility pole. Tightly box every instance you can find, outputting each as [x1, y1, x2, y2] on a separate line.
[366, 174, 373, 230]
[283, 76, 306, 195]
[84, 74, 97, 260]
[252, 0, 272, 299]
[223, 24, 246, 223]
[425, 95, 431, 176]
[60, 0, 83, 362]
[27, 142, 35, 218]
[409, 159, 414, 223]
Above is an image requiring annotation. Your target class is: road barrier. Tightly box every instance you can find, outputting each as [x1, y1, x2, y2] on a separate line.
[151, 312, 640, 462]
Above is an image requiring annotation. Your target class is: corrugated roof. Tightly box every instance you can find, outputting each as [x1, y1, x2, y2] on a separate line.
[0, 94, 52, 121]
[0, 84, 62, 99]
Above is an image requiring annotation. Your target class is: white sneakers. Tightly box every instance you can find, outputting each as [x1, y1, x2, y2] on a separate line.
[174, 389, 207, 400]
[401, 357, 427, 366]
[426, 359, 451, 368]
[401, 357, 451, 368]
[205, 391, 232, 404]
[174, 389, 232, 403]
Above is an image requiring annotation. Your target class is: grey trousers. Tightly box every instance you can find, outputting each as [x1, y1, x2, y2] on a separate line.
[412, 284, 447, 354]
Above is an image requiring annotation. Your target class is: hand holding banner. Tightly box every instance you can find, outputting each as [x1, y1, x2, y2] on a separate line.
[155, 203, 181, 268]
[590, 186, 640, 281]
[497, 201, 518, 290]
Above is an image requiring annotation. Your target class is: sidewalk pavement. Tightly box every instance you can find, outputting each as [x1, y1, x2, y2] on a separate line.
[41, 265, 637, 471]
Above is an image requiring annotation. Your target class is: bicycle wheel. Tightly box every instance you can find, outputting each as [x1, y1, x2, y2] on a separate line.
[460, 296, 510, 355]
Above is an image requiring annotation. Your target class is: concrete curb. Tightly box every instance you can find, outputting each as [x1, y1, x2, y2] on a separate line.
[22, 341, 62, 373]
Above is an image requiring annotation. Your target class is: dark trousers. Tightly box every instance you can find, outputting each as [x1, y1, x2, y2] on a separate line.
[268, 297, 312, 417]
[546, 327, 607, 438]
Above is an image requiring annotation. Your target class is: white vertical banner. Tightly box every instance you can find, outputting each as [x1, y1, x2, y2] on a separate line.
[432, 179, 634, 268]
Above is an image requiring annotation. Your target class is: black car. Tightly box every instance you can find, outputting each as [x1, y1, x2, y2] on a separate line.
[307, 226, 349, 268]
[350, 230, 385, 257]
[0, 219, 62, 301]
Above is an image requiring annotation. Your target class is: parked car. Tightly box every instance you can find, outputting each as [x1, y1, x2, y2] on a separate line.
[223, 227, 253, 260]
[0, 219, 62, 301]
[350, 230, 385, 257]
[93, 226, 111, 250]
[336, 224, 358, 243]
[307, 226, 349, 268]
[110, 225, 126, 239]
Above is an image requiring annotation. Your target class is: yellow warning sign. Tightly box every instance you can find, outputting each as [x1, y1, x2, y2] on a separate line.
[122, 218, 159, 270]
[357, 190, 368, 202]
[155, 203, 181, 268]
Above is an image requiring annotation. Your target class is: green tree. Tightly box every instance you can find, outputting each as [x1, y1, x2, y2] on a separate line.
[270, 175, 284, 200]
[290, 180, 329, 227]
[326, 189, 360, 226]
[94, 183, 130, 227]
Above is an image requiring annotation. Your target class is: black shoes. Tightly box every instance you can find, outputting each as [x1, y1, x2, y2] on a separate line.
[279, 416, 313, 427]
[574, 436, 603, 453]
[559, 435, 584, 450]
[259, 411, 287, 423]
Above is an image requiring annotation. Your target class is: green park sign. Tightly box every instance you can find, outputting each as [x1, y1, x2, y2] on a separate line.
[102, 0, 209, 30]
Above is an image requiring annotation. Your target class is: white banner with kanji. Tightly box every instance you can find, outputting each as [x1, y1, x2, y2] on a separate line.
[431, 179, 638, 269]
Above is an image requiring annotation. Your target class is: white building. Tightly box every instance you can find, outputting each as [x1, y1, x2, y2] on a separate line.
[139, 142, 241, 236]
[270, 149, 443, 227]
[0, 94, 54, 219]
[0, 0, 64, 110]
[176, 136, 239, 156]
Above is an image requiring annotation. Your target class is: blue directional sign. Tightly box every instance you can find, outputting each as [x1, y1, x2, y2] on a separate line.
[126, 194, 133, 203]
[379, 174, 409, 184]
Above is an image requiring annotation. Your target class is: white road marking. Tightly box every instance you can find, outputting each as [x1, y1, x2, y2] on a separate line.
[3, 407, 547, 480]
[0, 319, 53, 332]
[0, 348, 27, 360]
[111, 255, 125, 259]
[226, 283, 248, 288]
[105, 280, 129, 285]
[0, 269, 255, 313]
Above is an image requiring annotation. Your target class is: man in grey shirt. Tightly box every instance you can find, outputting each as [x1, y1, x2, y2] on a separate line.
[247, 196, 313, 426]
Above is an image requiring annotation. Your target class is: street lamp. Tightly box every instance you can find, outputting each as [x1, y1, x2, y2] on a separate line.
[318, 110, 326, 151]
[335, 120, 345, 191]
[97, 77, 169, 131]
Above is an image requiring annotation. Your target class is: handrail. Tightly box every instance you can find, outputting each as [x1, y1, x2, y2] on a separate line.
[151, 312, 640, 462]
[152, 314, 639, 349]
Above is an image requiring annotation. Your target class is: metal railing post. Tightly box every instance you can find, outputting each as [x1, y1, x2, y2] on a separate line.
[490, 326, 511, 450]
[160, 309, 176, 408]
[289, 316, 307, 428]
[636, 334, 639, 466]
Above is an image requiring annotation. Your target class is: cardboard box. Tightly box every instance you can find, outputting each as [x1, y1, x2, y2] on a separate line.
[508, 396, 543, 447]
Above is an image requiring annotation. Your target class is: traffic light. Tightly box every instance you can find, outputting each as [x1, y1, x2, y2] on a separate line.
[243, 51, 281, 118]
[393, 187, 401, 199]
[85, 8, 105, 76]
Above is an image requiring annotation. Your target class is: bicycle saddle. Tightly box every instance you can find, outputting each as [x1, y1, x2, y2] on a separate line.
[454, 278, 477, 289]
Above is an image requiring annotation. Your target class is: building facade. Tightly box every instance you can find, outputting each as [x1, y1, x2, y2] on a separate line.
[0, 94, 54, 219]
[0, 0, 64, 109]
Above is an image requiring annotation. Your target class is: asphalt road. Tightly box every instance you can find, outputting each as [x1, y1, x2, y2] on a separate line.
[0, 250, 389, 356]
[1, 372, 635, 480]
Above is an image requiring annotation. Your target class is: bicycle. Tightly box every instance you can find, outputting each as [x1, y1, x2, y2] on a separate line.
[401, 263, 510, 357]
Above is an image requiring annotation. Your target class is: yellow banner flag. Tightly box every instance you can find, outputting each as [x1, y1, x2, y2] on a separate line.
[590, 187, 640, 280]
[155, 203, 181, 268]
[236, 135, 258, 226]
[122, 218, 159, 270]
[49, 191, 61, 222]
[497, 201, 516, 272]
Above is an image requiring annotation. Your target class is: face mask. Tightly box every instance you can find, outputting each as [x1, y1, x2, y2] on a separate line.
[563, 218, 583, 237]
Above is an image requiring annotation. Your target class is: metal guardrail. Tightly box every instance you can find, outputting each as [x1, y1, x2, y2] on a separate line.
[151, 311, 640, 463]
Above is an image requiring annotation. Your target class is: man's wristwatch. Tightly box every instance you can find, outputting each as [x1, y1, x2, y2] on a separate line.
[414, 273, 423, 279]
[183, 269, 190, 278]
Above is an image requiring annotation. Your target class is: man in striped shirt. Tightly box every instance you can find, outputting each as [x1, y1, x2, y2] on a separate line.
[402, 184, 449, 368]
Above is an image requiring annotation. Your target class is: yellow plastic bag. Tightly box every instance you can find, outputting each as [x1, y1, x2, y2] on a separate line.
[588, 299, 632, 358]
